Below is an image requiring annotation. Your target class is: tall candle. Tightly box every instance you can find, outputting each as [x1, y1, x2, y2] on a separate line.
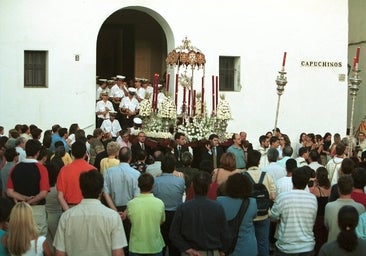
[215, 76, 219, 113]
[193, 90, 196, 116]
[353, 57, 357, 70]
[282, 52, 287, 68]
[201, 76, 205, 115]
[166, 73, 170, 92]
[175, 74, 179, 109]
[153, 74, 159, 111]
[188, 89, 191, 116]
[212, 75, 215, 113]
[356, 47, 361, 63]
[183, 86, 186, 112]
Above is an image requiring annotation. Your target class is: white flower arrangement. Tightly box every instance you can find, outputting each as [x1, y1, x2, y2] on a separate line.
[157, 96, 177, 119]
[216, 94, 232, 120]
[144, 131, 173, 139]
[139, 98, 152, 117]
[178, 115, 213, 142]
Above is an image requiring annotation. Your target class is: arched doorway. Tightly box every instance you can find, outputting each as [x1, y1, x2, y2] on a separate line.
[96, 8, 168, 83]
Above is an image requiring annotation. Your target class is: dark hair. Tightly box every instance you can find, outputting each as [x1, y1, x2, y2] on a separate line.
[4, 147, 18, 162]
[119, 147, 131, 162]
[80, 170, 104, 198]
[246, 150, 261, 168]
[269, 136, 279, 145]
[0, 197, 14, 222]
[285, 158, 297, 173]
[161, 153, 176, 173]
[282, 134, 291, 146]
[69, 123, 79, 135]
[138, 173, 154, 192]
[299, 132, 307, 143]
[338, 175, 354, 195]
[36, 146, 49, 161]
[75, 129, 87, 144]
[307, 133, 315, 143]
[136, 150, 147, 161]
[316, 167, 330, 189]
[71, 141, 87, 159]
[42, 130, 52, 148]
[208, 134, 218, 140]
[30, 128, 42, 140]
[20, 124, 29, 134]
[352, 167, 366, 189]
[174, 132, 185, 140]
[52, 124, 60, 133]
[336, 143, 346, 156]
[309, 150, 320, 162]
[292, 167, 309, 189]
[298, 147, 308, 157]
[219, 152, 236, 171]
[25, 139, 42, 157]
[225, 173, 252, 199]
[267, 148, 279, 163]
[58, 128, 68, 137]
[337, 206, 359, 252]
[193, 171, 211, 196]
[282, 146, 293, 157]
[340, 158, 355, 175]
[259, 135, 267, 144]
[181, 151, 193, 166]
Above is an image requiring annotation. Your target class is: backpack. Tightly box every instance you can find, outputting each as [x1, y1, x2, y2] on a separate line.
[244, 171, 272, 216]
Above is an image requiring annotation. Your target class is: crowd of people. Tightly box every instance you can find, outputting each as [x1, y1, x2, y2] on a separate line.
[1, 122, 366, 255]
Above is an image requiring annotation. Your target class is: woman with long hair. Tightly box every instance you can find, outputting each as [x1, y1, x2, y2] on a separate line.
[310, 167, 331, 255]
[5, 202, 52, 256]
[319, 205, 366, 255]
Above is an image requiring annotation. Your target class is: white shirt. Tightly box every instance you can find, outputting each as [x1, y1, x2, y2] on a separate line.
[262, 162, 286, 182]
[276, 176, 293, 196]
[96, 100, 115, 119]
[308, 161, 323, 171]
[96, 87, 109, 100]
[16, 146, 26, 162]
[119, 96, 139, 112]
[109, 84, 120, 97]
[136, 87, 146, 101]
[326, 156, 344, 185]
[100, 119, 122, 137]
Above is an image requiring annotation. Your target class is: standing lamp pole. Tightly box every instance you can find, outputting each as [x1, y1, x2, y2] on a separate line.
[274, 69, 288, 131]
[348, 67, 362, 157]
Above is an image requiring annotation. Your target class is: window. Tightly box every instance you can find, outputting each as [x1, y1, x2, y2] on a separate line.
[219, 56, 240, 91]
[24, 50, 48, 87]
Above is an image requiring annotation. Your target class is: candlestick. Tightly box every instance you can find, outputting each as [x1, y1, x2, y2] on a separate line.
[183, 86, 186, 114]
[215, 76, 219, 113]
[166, 73, 170, 92]
[153, 74, 159, 111]
[274, 69, 288, 131]
[356, 47, 361, 63]
[282, 52, 287, 70]
[201, 76, 205, 115]
[175, 74, 179, 109]
[353, 57, 357, 70]
[188, 89, 191, 116]
[193, 90, 196, 116]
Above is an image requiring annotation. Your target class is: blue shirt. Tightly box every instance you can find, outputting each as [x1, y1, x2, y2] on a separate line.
[227, 145, 246, 169]
[153, 173, 185, 211]
[104, 162, 140, 206]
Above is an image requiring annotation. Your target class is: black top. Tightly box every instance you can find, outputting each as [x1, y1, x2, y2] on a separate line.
[169, 195, 231, 252]
[328, 184, 339, 202]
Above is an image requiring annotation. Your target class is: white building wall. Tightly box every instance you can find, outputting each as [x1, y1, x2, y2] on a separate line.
[0, 0, 348, 145]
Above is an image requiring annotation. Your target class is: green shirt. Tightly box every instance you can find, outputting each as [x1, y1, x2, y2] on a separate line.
[227, 145, 246, 169]
[127, 193, 165, 253]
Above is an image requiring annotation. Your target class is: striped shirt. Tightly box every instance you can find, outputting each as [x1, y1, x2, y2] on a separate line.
[270, 189, 317, 254]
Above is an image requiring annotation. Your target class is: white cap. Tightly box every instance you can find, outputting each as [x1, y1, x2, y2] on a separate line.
[98, 78, 107, 82]
[116, 75, 126, 80]
[109, 110, 117, 115]
[133, 117, 142, 125]
[158, 84, 164, 88]
[128, 87, 137, 94]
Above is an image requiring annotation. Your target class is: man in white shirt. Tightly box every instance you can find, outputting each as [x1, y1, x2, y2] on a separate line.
[262, 148, 286, 182]
[95, 92, 115, 128]
[134, 78, 146, 102]
[326, 143, 346, 185]
[257, 135, 270, 169]
[96, 79, 109, 101]
[308, 150, 323, 171]
[119, 88, 139, 129]
[295, 147, 309, 167]
[276, 158, 297, 195]
[100, 111, 122, 140]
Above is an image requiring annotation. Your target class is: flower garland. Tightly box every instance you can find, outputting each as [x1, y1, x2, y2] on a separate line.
[157, 96, 177, 119]
[139, 98, 152, 117]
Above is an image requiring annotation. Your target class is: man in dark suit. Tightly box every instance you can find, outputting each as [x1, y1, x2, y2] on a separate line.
[131, 131, 151, 162]
[200, 134, 224, 171]
[173, 132, 190, 168]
